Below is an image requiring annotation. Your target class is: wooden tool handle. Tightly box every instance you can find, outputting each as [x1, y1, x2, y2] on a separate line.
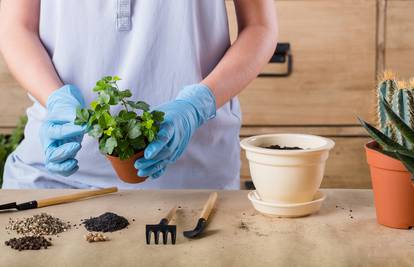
[164, 206, 177, 223]
[36, 187, 118, 208]
[200, 192, 218, 220]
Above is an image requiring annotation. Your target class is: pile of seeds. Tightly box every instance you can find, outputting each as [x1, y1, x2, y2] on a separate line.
[5, 236, 52, 251]
[82, 212, 129, 232]
[6, 213, 71, 236]
[84, 232, 109, 243]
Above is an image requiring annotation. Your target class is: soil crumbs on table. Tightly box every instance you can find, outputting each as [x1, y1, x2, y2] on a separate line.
[5, 236, 52, 251]
[264, 145, 304, 150]
[6, 213, 71, 236]
[238, 221, 250, 231]
[82, 212, 129, 232]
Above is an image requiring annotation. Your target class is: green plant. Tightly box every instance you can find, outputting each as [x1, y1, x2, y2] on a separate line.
[75, 76, 164, 160]
[359, 71, 414, 179]
[0, 115, 27, 187]
[376, 71, 414, 147]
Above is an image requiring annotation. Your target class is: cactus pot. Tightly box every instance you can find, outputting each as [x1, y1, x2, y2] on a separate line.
[106, 151, 147, 184]
[365, 141, 414, 229]
[241, 134, 335, 204]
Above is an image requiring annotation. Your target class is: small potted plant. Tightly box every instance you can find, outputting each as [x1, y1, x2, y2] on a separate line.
[75, 76, 164, 183]
[358, 71, 414, 229]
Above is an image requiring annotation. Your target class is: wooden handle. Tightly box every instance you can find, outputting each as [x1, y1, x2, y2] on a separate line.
[200, 192, 218, 220]
[164, 206, 177, 223]
[36, 187, 118, 208]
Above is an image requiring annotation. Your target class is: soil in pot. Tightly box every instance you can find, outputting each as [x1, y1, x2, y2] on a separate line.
[264, 145, 304, 150]
[106, 151, 147, 184]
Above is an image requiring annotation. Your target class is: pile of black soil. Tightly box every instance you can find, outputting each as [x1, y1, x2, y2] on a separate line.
[82, 212, 129, 233]
[264, 145, 304, 150]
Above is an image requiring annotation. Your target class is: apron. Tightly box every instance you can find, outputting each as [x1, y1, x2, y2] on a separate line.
[3, 0, 242, 189]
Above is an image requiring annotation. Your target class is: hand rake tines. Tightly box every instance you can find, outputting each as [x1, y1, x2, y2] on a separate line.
[146, 206, 177, 245]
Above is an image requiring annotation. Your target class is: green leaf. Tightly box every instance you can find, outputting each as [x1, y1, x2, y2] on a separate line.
[128, 101, 150, 111]
[112, 127, 123, 138]
[120, 110, 136, 121]
[358, 117, 404, 150]
[127, 120, 141, 139]
[395, 153, 414, 180]
[147, 130, 155, 142]
[104, 137, 117, 155]
[98, 91, 110, 104]
[90, 100, 99, 110]
[119, 146, 135, 160]
[113, 76, 121, 81]
[358, 117, 414, 158]
[93, 85, 105, 92]
[142, 119, 154, 129]
[104, 126, 114, 136]
[99, 136, 107, 153]
[151, 110, 165, 122]
[131, 136, 146, 150]
[75, 107, 90, 125]
[103, 112, 116, 127]
[119, 90, 132, 99]
[89, 124, 103, 139]
[381, 97, 414, 145]
[118, 139, 129, 151]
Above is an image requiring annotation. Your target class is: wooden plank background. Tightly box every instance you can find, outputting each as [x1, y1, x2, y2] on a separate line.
[385, 0, 414, 80]
[227, 0, 377, 126]
[1, 0, 413, 188]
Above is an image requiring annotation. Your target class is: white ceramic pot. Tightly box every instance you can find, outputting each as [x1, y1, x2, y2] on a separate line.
[240, 134, 335, 204]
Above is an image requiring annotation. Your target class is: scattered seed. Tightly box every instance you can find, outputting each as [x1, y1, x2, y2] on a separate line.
[6, 213, 71, 236]
[84, 232, 109, 243]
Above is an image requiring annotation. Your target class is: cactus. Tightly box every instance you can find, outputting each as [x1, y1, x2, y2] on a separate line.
[359, 71, 414, 179]
[375, 71, 414, 149]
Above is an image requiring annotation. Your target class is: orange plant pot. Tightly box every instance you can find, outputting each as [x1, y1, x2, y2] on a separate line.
[365, 141, 414, 229]
[106, 151, 147, 184]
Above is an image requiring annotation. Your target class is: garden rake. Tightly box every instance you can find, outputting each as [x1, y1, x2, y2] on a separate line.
[146, 206, 177, 245]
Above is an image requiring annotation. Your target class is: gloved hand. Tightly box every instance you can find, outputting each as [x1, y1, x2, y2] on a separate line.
[135, 84, 216, 179]
[40, 85, 86, 176]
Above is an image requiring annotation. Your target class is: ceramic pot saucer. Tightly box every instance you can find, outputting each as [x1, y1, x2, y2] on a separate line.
[248, 190, 326, 218]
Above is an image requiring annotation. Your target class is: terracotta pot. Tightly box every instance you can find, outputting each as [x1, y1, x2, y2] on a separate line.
[365, 141, 414, 229]
[106, 151, 147, 184]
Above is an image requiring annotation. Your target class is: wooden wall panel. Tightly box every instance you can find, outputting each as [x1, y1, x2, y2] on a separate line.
[385, 1, 414, 80]
[226, 0, 377, 125]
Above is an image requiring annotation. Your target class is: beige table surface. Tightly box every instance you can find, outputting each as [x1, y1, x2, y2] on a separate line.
[0, 189, 413, 267]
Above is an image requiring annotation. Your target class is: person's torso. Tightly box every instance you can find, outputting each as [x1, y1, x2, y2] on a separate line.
[3, 0, 242, 189]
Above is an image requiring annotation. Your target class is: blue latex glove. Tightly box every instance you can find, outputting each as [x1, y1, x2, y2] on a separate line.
[40, 85, 86, 176]
[135, 84, 216, 179]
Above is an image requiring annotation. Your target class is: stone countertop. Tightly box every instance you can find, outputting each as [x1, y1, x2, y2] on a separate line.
[0, 189, 413, 267]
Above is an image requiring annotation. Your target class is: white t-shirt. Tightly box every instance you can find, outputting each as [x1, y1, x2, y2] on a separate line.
[3, 0, 242, 189]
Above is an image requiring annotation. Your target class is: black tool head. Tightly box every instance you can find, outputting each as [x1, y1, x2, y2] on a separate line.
[146, 224, 176, 245]
[0, 202, 17, 211]
[0, 201, 37, 211]
[183, 218, 207, 238]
